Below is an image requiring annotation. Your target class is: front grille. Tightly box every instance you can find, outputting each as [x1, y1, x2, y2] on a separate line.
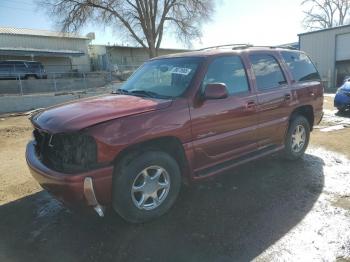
[33, 129, 97, 173]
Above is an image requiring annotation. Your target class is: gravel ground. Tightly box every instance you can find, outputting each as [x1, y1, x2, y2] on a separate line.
[0, 95, 349, 262]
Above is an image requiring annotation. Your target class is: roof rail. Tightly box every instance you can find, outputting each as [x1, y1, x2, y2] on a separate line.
[251, 45, 299, 50]
[198, 44, 252, 51]
[198, 44, 299, 52]
[274, 45, 299, 50]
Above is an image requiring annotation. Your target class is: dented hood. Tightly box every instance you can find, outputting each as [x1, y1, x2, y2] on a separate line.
[31, 94, 172, 133]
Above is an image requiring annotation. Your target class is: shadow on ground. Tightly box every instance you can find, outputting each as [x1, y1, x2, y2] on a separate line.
[0, 153, 325, 262]
[336, 109, 350, 118]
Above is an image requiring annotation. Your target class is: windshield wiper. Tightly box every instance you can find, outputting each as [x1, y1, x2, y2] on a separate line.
[130, 90, 171, 99]
[113, 89, 170, 99]
[129, 90, 157, 98]
[113, 88, 130, 95]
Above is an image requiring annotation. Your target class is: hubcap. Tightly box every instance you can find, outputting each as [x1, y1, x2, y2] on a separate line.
[131, 166, 170, 210]
[291, 124, 306, 153]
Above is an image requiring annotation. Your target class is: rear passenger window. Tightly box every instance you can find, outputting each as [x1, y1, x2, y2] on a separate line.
[250, 54, 287, 90]
[203, 56, 249, 95]
[281, 51, 321, 82]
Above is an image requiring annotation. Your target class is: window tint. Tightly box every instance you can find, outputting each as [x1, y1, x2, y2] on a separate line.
[281, 51, 320, 82]
[203, 56, 249, 95]
[250, 54, 287, 90]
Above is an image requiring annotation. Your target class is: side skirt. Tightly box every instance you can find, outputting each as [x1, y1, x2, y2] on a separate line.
[193, 145, 284, 180]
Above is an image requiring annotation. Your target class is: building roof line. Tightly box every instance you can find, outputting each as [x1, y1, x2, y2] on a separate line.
[0, 26, 91, 40]
[104, 44, 188, 51]
[298, 24, 350, 36]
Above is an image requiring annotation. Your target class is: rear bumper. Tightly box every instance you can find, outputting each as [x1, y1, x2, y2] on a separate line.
[25, 141, 113, 207]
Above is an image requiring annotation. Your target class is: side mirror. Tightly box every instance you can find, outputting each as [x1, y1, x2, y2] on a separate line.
[203, 83, 229, 100]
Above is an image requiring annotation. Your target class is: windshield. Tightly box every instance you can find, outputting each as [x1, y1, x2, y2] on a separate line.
[117, 57, 203, 99]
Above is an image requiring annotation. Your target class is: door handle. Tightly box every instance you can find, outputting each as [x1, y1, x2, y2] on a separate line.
[246, 101, 256, 110]
[284, 94, 291, 101]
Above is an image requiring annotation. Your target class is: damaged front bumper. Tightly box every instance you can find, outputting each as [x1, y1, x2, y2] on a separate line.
[26, 141, 113, 217]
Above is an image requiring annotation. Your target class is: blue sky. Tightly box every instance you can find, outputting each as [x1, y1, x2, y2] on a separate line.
[0, 0, 306, 48]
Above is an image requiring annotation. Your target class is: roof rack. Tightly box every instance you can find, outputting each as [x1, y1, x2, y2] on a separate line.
[274, 45, 299, 50]
[198, 44, 252, 51]
[198, 44, 299, 52]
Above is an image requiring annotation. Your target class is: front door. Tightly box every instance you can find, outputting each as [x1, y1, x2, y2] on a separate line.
[190, 55, 259, 173]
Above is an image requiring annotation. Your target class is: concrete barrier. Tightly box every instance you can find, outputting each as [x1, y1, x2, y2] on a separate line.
[0, 83, 121, 114]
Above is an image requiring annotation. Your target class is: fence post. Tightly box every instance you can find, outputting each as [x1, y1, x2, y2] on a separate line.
[18, 74, 23, 96]
[83, 72, 87, 91]
[53, 73, 57, 92]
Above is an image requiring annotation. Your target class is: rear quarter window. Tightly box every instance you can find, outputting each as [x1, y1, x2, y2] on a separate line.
[281, 51, 321, 82]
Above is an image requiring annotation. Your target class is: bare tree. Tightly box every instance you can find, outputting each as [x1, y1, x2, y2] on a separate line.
[302, 0, 350, 30]
[38, 0, 215, 57]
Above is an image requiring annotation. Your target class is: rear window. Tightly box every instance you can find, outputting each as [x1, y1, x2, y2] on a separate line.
[281, 51, 321, 82]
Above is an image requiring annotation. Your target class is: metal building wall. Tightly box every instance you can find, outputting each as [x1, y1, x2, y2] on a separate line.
[299, 25, 350, 89]
[106, 46, 188, 69]
[0, 34, 91, 72]
[0, 34, 88, 52]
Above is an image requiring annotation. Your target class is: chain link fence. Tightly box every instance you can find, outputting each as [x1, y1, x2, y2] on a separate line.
[0, 64, 140, 96]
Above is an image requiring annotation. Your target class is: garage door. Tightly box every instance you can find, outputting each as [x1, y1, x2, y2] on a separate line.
[336, 33, 350, 61]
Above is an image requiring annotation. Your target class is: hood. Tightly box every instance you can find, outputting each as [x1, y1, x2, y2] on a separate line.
[340, 82, 350, 92]
[31, 94, 172, 133]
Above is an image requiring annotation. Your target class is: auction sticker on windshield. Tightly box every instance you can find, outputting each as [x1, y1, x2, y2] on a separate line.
[171, 67, 192, 75]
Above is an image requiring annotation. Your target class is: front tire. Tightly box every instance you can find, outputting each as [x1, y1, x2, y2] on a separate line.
[112, 150, 181, 223]
[337, 107, 346, 114]
[283, 115, 310, 160]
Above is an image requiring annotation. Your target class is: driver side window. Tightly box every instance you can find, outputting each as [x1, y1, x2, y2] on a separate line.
[203, 56, 249, 95]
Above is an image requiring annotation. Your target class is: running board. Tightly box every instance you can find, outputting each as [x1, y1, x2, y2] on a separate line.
[194, 145, 283, 179]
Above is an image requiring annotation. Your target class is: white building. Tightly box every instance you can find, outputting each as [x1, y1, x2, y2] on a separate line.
[299, 24, 350, 88]
[0, 27, 94, 72]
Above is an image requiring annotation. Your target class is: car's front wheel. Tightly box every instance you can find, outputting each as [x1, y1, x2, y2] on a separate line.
[283, 115, 310, 160]
[337, 107, 346, 113]
[112, 150, 181, 223]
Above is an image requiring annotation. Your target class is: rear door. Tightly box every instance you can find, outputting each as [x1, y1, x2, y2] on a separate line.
[248, 52, 292, 148]
[190, 55, 258, 173]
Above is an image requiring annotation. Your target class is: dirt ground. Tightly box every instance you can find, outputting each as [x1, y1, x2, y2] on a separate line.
[0, 94, 350, 261]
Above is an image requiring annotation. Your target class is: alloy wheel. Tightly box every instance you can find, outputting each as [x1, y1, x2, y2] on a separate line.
[131, 166, 170, 210]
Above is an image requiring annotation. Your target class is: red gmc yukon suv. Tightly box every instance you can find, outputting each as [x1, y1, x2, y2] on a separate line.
[26, 45, 324, 223]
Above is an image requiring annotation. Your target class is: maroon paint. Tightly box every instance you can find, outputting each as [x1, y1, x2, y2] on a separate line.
[26, 48, 324, 208]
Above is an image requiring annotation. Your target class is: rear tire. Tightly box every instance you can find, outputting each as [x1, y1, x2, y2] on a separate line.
[283, 115, 310, 160]
[112, 150, 181, 223]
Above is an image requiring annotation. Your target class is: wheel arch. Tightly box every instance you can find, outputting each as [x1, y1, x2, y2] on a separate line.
[113, 136, 191, 184]
[289, 105, 314, 131]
